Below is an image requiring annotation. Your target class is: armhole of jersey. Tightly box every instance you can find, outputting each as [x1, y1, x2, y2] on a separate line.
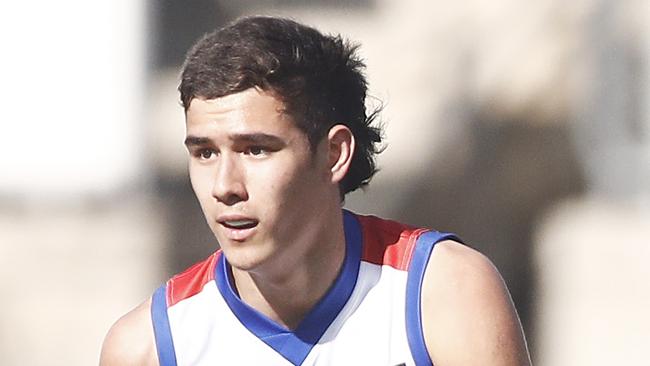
[151, 284, 178, 366]
[405, 231, 461, 366]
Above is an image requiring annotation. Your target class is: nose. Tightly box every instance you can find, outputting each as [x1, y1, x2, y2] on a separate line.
[211, 155, 248, 206]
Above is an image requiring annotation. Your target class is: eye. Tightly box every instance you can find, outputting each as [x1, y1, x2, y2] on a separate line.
[197, 148, 216, 160]
[246, 146, 268, 157]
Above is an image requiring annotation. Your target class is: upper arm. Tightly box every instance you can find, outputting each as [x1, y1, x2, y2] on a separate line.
[100, 298, 159, 366]
[421, 240, 531, 366]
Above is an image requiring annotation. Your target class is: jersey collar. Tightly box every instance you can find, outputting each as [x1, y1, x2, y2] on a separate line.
[215, 210, 362, 365]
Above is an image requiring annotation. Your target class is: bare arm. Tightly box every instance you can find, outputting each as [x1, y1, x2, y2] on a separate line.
[422, 240, 531, 366]
[99, 298, 159, 366]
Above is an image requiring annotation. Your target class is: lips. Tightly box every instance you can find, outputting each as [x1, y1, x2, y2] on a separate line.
[217, 215, 259, 241]
[221, 219, 258, 230]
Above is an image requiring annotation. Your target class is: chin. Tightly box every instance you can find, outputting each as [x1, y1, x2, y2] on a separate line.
[220, 246, 268, 272]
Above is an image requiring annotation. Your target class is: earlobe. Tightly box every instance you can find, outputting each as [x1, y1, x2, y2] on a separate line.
[327, 125, 355, 184]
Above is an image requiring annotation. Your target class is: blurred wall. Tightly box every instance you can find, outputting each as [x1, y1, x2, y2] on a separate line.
[0, 1, 155, 365]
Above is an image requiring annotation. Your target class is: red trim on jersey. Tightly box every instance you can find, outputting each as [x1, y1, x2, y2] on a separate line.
[357, 214, 427, 271]
[166, 251, 221, 307]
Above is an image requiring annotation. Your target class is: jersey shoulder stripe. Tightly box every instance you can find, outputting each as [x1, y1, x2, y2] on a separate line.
[166, 251, 220, 307]
[151, 285, 177, 366]
[406, 230, 463, 366]
[151, 252, 222, 366]
[356, 213, 428, 271]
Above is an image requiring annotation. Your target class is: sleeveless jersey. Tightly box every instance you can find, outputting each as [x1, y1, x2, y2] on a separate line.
[151, 210, 460, 366]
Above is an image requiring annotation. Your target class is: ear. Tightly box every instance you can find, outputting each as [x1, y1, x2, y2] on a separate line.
[327, 124, 355, 184]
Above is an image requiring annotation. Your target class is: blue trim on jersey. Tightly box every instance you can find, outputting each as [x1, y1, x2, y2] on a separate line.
[405, 231, 461, 366]
[215, 210, 362, 365]
[151, 284, 178, 366]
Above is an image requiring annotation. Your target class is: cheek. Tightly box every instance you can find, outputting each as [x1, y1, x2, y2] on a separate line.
[189, 167, 213, 203]
[253, 172, 291, 205]
[276, 168, 323, 204]
[250, 164, 304, 208]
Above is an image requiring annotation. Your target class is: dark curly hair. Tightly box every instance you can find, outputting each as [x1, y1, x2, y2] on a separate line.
[179, 16, 383, 195]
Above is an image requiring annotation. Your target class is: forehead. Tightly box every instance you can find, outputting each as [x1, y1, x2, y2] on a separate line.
[185, 88, 297, 136]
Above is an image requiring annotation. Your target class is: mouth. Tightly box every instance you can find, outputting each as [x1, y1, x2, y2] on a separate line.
[216, 216, 259, 241]
[220, 219, 258, 230]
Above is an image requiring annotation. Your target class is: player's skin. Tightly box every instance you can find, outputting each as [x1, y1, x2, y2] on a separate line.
[100, 88, 531, 366]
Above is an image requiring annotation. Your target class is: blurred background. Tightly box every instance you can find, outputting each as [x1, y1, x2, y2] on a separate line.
[0, 0, 648, 365]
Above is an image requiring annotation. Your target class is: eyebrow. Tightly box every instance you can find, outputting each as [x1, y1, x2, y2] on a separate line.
[229, 133, 286, 147]
[183, 133, 286, 147]
[184, 136, 210, 147]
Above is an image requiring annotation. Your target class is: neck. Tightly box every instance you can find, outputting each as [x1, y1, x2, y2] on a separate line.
[230, 209, 346, 330]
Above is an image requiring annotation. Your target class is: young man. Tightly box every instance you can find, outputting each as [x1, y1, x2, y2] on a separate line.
[101, 16, 531, 366]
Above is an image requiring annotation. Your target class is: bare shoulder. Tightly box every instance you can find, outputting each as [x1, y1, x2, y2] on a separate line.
[100, 298, 159, 366]
[421, 240, 531, 366]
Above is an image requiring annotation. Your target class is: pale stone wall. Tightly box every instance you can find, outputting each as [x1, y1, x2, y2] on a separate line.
[0, 198, 165, 366]
[535, 199, 650, 365]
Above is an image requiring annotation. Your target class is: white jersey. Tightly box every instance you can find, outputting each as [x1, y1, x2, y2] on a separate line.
[151, 210, 459, 365]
